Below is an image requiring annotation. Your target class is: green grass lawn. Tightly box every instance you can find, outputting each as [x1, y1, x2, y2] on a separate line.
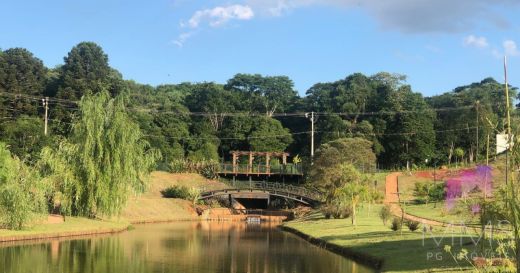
[403, 203, 479, 225]
[371, 171, 390, 195]
[0, 217, 129, 239]
[286, 205, 482, 273]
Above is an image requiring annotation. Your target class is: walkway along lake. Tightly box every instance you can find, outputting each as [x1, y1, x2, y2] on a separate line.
[0, 222, 374, 273]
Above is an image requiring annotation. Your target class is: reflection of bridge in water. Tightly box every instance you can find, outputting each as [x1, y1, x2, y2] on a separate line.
[200, 181, 323, 207]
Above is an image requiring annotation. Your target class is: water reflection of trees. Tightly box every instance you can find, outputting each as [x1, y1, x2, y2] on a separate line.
[0, 222, 372, 273]
[0, 237, 148, 273]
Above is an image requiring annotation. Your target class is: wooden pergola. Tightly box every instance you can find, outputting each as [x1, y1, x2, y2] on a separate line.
[230, 151, 289, 174]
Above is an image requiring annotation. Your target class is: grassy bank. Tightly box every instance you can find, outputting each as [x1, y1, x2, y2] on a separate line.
[0, 172, 219, 242]
[121, 171, 218, 223]
[285, 205, 480, 272]
[0, 217, 129, 242]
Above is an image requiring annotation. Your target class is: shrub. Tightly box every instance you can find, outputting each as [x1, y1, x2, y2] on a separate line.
[405, 220, 420, 232]
[161, 185, 201, 204]
[390, 217, 402, 231]
[187, 187, 201, 204]
[169, 159, 219, 179]
[414, 181, 446, 204]
[379, 205, 392, 225]
[161, 185, 191, 199]
[321, 204, 351, 219]
[331, 207, 343, 219]
[428, 182, 446, 203]
[321, 206, 334, 219]
[340, 206, 352, 218]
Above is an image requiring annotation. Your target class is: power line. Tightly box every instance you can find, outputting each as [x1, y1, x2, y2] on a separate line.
[0, 91, 503, 118]
[142, 126, 479, 142]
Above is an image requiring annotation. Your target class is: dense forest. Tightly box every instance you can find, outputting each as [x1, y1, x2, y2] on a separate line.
[0, 42, 518, 170]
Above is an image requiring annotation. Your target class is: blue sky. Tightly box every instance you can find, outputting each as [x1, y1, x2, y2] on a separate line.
[1, 0, 519, 96]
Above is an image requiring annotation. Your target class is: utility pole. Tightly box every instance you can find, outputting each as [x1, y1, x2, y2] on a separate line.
[476, 100, 479, 162]
[42, 97, 49, 136]
[486, 134, 490, 166]
[311, 111, 315, 158]
[504, 56, 513, 187]
[305, 112, 316, 160]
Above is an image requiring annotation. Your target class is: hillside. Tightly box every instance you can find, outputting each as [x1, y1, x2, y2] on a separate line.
[121, 172, 225, 223]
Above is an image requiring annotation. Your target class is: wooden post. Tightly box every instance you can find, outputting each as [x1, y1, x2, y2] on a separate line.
[232, 152, 237, 173]
[282, 153, 287, 165]
[248, 152, 253, 174]
[266, 153, 271, 175]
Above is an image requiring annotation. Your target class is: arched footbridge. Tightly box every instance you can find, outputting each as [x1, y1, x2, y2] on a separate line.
[200, 181, 323, 207]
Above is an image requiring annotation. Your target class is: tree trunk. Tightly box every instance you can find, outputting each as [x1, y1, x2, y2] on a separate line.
[448, 142, 454, 166]
[351, 201, 356, 226]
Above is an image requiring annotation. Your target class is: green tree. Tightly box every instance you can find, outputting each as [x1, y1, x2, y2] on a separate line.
[310, 137, 376, 203]
[336, 164, 371, 226]
[371, 80, 436, 169]
[454, 147, 464, 165]
[0, 116, 51, 163]
[55, 42, 114, 100]
[428, 78, 516, 164]
[0, 143, 48, 230]
[0, 48, 47, 116]
[219, 115, 253, 153]
[225, 74, 298, 116]
[125, 81, 191, 165]
[248, 117, 293, 152]
[187, 142, 219, 161]
[53, 42, 122, 134]
[185, 83, 238, 133]
[39, 91, 160, 217]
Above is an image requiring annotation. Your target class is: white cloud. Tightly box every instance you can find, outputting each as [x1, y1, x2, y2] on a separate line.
[478, 39, 519, 58]
[504, 40, 520, 56]
[463, 35, 489, 48]
[186, 5, 254, 29]
[173, 4, 254, 48]
[173, 32, 194, 48]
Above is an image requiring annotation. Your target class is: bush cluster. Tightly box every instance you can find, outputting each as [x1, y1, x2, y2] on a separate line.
[321, 205, 352, 219]
[379, 205, 392, 225]
[170, 159, 219, 179]
[405, 220, 420, 232]
[160, 185, 201, 204]
[390, 217, 402, 231]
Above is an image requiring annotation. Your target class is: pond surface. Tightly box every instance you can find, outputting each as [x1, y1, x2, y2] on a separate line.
[0, 222, 374, 273]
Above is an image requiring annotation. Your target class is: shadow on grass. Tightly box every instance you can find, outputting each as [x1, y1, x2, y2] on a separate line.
[321, 232, 481, 272]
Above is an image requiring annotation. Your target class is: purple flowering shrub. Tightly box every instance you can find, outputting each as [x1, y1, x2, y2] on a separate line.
[445, 165, 493, 213]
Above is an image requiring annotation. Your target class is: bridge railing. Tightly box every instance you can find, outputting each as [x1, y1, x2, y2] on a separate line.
[202, 180, 323, 202]
[218, 163, 303, 175]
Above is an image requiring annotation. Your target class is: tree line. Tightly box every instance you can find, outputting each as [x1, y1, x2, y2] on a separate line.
[0, 42, 518, 170]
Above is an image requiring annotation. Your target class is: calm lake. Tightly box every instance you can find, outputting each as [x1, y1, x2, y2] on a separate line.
[0, 222, 374, 273]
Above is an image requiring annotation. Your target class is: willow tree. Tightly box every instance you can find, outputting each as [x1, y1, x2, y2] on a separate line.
[40, 91, 160, 218]
[0, 143, 48, 229]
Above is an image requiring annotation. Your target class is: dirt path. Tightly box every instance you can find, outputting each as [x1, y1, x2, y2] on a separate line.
[384, 172, 456, 228]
